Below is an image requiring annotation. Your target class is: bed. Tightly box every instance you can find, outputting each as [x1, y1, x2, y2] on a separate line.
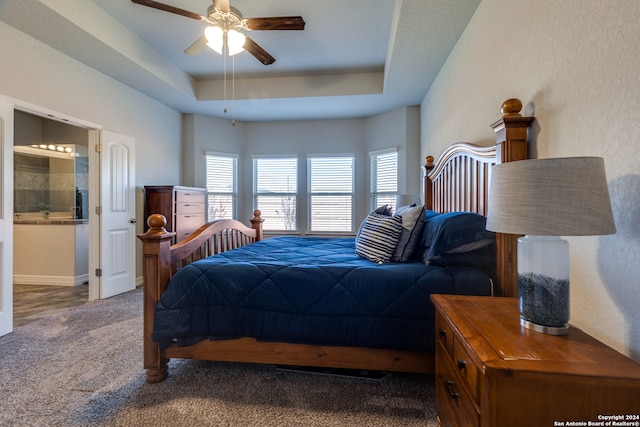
[138, 98, 534, 383]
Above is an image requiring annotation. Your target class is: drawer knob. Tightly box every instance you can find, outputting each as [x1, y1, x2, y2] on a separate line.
[457, 359, 466, 370]
[439, 329, 447, 342]
[446, 380, 459, 399]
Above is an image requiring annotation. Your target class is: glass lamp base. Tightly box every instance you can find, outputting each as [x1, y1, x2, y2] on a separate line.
[520, 317, 569, 335]
[518, 235, 571, 336]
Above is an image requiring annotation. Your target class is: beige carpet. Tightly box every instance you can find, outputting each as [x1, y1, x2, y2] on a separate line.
[0, 288, 438, 427]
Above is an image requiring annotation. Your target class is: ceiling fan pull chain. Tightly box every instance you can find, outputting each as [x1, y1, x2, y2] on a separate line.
[231, 54, 236, 126]
[223, 32, 228, 114]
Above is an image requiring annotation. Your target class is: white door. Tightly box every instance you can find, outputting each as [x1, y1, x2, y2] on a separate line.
[0, 99, 14, 336]
[97, 131, 136, 299]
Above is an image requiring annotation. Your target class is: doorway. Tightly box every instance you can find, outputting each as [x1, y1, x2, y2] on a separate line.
[12, 110, 90, 319]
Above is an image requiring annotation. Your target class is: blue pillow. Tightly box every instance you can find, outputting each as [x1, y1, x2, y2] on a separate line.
[422, 212, 495, 260]
[425, 209, 441, 220]
[424, 245, 496, 270]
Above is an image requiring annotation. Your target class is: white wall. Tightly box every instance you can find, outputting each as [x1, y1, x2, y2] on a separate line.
[365, 106, 421, 198]
[182, 114, 246, 189]
[421, 0, 640, 360]
[0, 21, 183, 279]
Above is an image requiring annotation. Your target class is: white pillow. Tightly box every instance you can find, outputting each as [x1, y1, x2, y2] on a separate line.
[394, 204, 423, 230]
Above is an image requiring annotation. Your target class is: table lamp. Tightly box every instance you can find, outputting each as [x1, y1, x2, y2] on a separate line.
[396, 194, 421, 208]
[486, 157, 616, 335]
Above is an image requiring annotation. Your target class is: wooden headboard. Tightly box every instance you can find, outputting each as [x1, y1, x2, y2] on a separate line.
[423, 98, 534, 298]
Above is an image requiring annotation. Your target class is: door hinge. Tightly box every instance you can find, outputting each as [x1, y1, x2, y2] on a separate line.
[95, 268, 102, 277]
[95, 144, 102, 153]
[95, 206, 102, 215]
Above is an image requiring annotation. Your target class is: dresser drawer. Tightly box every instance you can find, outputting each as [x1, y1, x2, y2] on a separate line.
[436, 308, 480, 404]
[175, 190, 205, 204]
[435, 311, 455, 359]
[175, 213, 204, 235]
[436, 344, 479, 427]
[453, 335, 480, 402]
[175, 202, 205, 214]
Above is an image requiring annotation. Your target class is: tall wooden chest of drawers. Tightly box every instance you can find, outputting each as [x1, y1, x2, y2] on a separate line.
[431, 294, 640, 427]
[144, 186, 207, 243]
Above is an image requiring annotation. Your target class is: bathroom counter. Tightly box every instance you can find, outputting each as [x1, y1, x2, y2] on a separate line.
[13, 221, 89, 286]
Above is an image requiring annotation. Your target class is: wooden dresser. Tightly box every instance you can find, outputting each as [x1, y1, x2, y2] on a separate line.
[144, 186, 207, 243]
[431, 294, 640, 427]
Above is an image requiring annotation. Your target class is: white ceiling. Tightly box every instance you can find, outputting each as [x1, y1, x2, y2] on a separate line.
[0, 0, 480, 122]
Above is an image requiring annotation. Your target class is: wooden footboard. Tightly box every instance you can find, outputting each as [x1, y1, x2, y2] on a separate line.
[138, 210, 264, 382]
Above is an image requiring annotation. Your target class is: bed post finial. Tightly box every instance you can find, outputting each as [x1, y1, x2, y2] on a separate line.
[501, 98, 523, 117]
[425, 155, 434, 167]
[423, 156, 435, 210]
[145, 214, 169, 236]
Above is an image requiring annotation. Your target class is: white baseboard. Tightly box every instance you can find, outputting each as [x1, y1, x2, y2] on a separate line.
[13, 274, 88, 287]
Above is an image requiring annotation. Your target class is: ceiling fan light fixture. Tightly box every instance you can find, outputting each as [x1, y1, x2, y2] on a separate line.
[130, 0, 304, 123]
[227, 29, 246, 56]
[205, 25, 224, 54]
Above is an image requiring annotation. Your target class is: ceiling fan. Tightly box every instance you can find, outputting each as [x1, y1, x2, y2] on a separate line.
[131, 0, 305, 65]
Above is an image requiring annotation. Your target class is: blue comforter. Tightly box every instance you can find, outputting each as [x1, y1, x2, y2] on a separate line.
[153, 236, 492, 352]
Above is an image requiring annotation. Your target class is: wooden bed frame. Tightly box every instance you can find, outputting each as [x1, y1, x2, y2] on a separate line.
[138, 98, 534, 383]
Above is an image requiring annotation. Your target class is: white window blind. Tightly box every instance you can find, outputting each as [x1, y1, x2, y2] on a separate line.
[206, 153, 237, 220]
[253, 157, 297, 231]
[307, 156, 354, 232]
[370, 149, 398, 210]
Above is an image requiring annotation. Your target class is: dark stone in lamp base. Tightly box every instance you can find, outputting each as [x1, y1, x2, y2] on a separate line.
[518, 272, 569, 327]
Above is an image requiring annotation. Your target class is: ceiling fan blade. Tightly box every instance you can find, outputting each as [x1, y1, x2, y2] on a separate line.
[184, 37, 208, 56]
[131, 0, 204, 21]
[213, 0, 230, 13]
[244, 37, 275, 65]
[244, 16, 306, 31]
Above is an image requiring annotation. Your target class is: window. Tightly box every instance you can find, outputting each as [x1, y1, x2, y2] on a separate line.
[253, 157, 297, 231]
[307, 156, 354, 232]
[370, 149, 398, 210]
[206, 152, 238, 220]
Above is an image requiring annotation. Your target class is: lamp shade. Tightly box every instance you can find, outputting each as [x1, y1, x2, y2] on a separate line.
[486, 157, 616, 236]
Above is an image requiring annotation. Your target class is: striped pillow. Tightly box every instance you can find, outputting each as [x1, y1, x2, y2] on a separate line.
[355, 213, 404, 263]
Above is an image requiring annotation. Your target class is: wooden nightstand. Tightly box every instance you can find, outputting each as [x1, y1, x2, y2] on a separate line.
[431, 294, 640, 427]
